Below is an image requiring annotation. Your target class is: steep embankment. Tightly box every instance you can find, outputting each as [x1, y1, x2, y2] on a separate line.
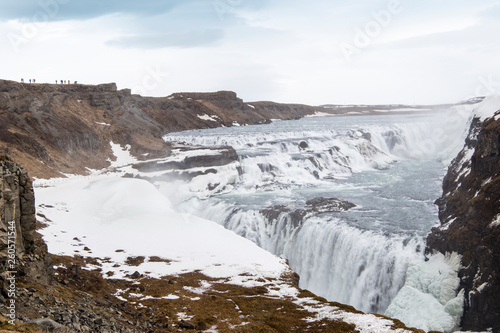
[426, 96, 500, 332]
[0, 79, 320, 178]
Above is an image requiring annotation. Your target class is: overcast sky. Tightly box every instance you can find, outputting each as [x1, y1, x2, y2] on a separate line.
[1, 0, 500, 105]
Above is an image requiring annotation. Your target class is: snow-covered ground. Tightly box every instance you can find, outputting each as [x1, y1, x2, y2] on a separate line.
[36, 176, 290, 282]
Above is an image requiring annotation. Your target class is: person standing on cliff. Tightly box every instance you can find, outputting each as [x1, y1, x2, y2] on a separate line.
[21, 78, 24, 83]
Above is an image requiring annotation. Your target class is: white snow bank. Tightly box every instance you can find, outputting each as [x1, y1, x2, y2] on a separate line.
[36, 177, 290, 282]
[385, 252, 464, 333]
[474, 94, 500, 121]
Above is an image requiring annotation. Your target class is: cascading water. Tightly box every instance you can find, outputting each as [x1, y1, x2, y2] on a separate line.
[162, 110, 472, 314]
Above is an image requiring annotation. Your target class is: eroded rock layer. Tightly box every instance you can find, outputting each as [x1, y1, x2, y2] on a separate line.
[427, 112, 500, 332]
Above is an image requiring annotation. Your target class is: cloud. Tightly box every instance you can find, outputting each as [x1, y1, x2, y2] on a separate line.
[378, 22, 500, 51]
[0, 0, 185, 21]
[0, 0, 271, 22]
[106, 29, 225, 49]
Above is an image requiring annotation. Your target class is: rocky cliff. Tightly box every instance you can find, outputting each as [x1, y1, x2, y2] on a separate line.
[0, 79, 320, 179]
[426, 100, 500, 332]
[0, 155, 52, 301]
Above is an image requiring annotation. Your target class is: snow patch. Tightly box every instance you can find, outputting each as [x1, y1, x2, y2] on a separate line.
[108, 142, 137, 168]
[489, 214, 500, 228]
[197, 114, 219, 122]
[305, 111, 333, 117]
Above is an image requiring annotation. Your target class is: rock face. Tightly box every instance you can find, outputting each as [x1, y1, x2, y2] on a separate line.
[426, 112, 500, 332]
[261, 197, 356, 228]
[0, 155, 52, 302]
[0, 79, 321, 178]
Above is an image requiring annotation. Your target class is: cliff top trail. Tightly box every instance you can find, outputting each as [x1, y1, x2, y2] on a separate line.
[0, 79, 321, 178]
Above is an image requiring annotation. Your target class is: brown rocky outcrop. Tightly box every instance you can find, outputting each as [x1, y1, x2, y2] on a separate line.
[426, 111, 500, 332]
[0, 79, 321, 179]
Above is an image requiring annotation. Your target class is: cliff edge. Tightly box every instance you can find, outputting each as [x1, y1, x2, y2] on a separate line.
[426, 96, 500, 332]
[0, 79, 320, 179]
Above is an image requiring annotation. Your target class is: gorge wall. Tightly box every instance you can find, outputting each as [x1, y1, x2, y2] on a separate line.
[0, 155, 53, 302]
[427, 103, 500, 332]
[0, 79, 320, 179]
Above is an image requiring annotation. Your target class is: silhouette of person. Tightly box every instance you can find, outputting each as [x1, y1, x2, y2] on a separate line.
[21, 78, 24, 83]
[29, 79, 32, 83]
[33, 79, 35, 83]
[74, 81, 78, 84]
[55, 80, 57, 84]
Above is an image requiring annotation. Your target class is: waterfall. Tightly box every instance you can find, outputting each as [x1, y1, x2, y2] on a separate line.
[161, 110, 473, 314]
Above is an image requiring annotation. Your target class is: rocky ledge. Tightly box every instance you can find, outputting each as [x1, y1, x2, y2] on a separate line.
[426, 106, 500, 332]
[261, 197, 356, 228]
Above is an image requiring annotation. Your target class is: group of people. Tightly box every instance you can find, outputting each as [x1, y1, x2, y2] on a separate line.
[20, 78, 78, 85]
[56, 80, 77, 84]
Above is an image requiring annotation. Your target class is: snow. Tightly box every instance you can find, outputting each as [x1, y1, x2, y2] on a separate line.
[142, 295, 180, 300]
[489, 214, 500, 228]
[246, 104, 255, 109]
[473, 94, 500, 121]
[304, 111, 333, 117]
[297, 298, 412, 333]
[36, 176, 291, 283]
[94, 122, 111, 126]
[197, 114, 219, 122]
[385, 252, 464, 333]
[107, 142, 137, 168]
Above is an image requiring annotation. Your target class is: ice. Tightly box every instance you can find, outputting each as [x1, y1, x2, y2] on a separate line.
[385, 252, 464, 333]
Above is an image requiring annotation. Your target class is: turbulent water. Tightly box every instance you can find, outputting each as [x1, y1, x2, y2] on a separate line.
[163, 111, 470, 314]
